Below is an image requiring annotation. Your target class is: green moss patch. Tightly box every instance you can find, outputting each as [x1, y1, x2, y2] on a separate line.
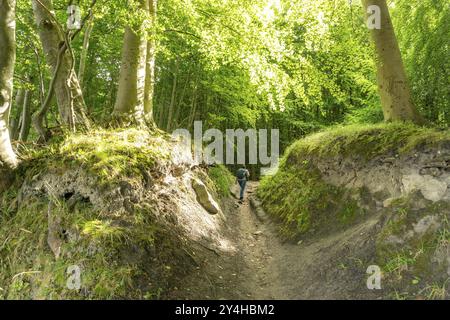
[258, 162, 363, 239]
[208, 165, 235, 198]
[285, 123, 449, 163]
[0, 182, 189, 299]
[19, 128, 170, 185]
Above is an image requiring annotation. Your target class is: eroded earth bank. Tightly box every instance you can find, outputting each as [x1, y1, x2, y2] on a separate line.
[0, 124, 449, 300]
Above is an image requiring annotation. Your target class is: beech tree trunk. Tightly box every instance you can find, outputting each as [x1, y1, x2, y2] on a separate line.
[188, 77, 198, 130]
[113, 0, 149, 125]
[157, 93, 166, 128]
[0, 0, 18, 169]
[32, 0, 89, 130]
[363, 0, 423, 123]
[114, 0, 158, 127]
[172, 73, 189, 131]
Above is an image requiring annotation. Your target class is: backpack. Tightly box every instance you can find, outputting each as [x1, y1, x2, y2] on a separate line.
[236, 168, 247, 180]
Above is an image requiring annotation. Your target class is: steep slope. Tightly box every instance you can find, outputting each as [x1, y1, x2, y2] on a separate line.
[258, 123, 450, 299]
[0, 129, 234, 299]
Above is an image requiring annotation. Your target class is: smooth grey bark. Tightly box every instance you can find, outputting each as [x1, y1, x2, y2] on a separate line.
[113, 0, 148, 125]
[165, 62, 178, 131]
[172, 73, 189, 130]
[32, 0, 89, 131]
[31, 43, 46, 106]
[363, 0, 423, 123]
[0, 0, 18, 168]
[157, 92, 166, 128]
[188, 78, 198, 130]
[114, 0, 157, 127]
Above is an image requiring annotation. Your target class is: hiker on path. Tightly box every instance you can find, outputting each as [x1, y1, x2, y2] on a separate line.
[236, 165, 250, 202]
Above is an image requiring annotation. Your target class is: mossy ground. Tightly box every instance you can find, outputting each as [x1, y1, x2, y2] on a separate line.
[18, 128, 170, 186]
[0, 128, 207, 299]
[258, 161, 362, 239]
[0, 199, 151, 299]
[285, 122, 449, 163]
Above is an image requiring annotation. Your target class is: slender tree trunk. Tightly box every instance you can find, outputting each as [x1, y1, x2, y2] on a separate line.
[165, 62, 178, 131]
[188, 77, 198, 130]
[32, 43, 46, 106]
[153, 82, 163, 126]
[172, 73, 189, 130]
[0, 0, 18, 168]
[32, 0, 89, 131]
[19, 89, 32, 142]
[363, 0, 423, 123]
[9, 114, 20, 140]
[113, 0, 149, 125]
[10, 88, 24, 139]
[78, 14, 94, 89]
[157, 92, 167, 128]
[144, 0, 157, 124]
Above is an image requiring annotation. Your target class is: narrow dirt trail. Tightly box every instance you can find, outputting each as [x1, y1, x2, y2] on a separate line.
[176, 181, 291, 300]
[175, 181, 382, 300]
[170, 181, 290, 300]
[225, 181, 289, 299]
[207, 181, 383, 300]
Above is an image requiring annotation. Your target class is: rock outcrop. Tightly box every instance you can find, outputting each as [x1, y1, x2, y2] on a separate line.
[192, 178, 221, 215]
[316, 148, 450, 204]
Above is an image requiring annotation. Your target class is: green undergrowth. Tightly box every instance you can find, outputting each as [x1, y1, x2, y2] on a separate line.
[258, 123, 450, 239]
[18, 128, 170, 186]
[258, 161, 362, 239]
[208, 165, 235, 197]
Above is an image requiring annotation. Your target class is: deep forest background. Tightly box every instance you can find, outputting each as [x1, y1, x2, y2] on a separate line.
[10, 0, 449, 153]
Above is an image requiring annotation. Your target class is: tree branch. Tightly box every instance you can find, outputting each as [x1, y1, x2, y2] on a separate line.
[164, 29, 201, 40]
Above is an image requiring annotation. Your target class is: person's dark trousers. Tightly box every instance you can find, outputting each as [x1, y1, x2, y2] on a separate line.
[238, 179, 247, 200]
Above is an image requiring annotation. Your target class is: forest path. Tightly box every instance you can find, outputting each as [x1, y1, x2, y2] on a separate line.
[170, 181, 292, 299]
[205, 181, 381, 300]
[224, 181, 288, 299]
[175, 181, 380, 299]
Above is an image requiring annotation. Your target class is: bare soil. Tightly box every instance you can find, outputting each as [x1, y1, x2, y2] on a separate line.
[170, 182, 387, 300]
